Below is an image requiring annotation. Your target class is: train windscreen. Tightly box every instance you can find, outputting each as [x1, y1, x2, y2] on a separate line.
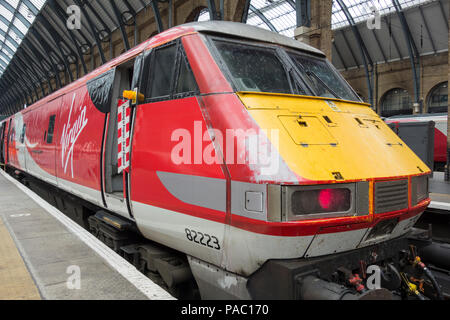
[288, 53, 359, 102]
[211, 38, 360, 103]
[212, 40, 301, 95]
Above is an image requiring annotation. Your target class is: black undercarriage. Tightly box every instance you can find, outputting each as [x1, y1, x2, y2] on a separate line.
[7, 166, 450, 300]
[248, 229, 450, 300]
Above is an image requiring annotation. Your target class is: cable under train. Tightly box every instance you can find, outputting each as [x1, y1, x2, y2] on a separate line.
[1, 21, 450, 300]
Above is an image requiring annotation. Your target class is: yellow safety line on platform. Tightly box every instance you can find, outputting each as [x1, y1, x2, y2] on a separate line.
[0, 217, 41, 300]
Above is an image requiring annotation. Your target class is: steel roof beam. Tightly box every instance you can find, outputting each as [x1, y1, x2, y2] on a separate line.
[10, 60, 39, 101]
[249, 5, 277, 32]
[371, 29, 388, 63]
[4, 64, 32, 98]
[336, 0, 374, 106]
[47, 0, 88, 74]
[16, 48, 47, 97]
[437, 0, 449, 29]
[58, 0, 94, 51]
[14, 50, 42, 89]
[21, 41, 54, 92]
[37, 16, 75, 82]
[241, 0, 251, 23]
[383, 16, 402, 59]
[150, 1, 164, 33]
[392, 0, 420, 105]
[418, 5, 436, 54]
[123, 0, 139, 45]
[29, 28, 63, 88]
[110, 0, 131, 51]
[24, 36, 60, 91]
[332, 41, 347, 70]
[85, 1, 112, 36]
[340, 30, 359, 68]
[74, 0, 106, 64]
[5, 72, 31, 105]
[123, 0, 137, 16]
[9, 83, 25, 106]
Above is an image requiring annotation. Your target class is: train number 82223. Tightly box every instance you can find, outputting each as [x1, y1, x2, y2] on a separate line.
[185, 228, 220, 250]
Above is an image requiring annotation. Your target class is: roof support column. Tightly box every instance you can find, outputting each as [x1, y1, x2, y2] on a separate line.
[293, 0, 333, 61]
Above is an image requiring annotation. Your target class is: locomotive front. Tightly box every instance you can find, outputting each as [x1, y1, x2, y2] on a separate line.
[172, 22, 449, 300]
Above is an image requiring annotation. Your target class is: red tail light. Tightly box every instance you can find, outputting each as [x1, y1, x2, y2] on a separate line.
[291, 188, 351, 215]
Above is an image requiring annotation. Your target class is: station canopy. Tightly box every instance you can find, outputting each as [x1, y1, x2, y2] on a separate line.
[0, 0, 448, 115]
[0, 0, 47, 77]
[199, 0, 449, 70]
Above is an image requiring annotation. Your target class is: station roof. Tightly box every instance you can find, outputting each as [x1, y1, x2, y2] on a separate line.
[0, 0, 448, 115]
[199, 0, 449, 69]
[0, 0, 47, 77]
[332, 0, 449, 70]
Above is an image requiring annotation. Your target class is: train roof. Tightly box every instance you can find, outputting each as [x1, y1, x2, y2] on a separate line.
[16, 21, 325, 116]
[182, 21, 325, 57]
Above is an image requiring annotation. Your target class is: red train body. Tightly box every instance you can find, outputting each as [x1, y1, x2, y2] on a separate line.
[0, 22, 436, 300]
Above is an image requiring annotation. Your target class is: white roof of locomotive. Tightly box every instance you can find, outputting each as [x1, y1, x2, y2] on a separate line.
[182, 21, 326, 57]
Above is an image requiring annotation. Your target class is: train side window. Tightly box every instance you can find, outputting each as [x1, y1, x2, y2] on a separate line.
[173, 51, 198, 97]
[20, 124, 26, 144]
[147, 43, 177, 99]
[46, 115, 56, 144]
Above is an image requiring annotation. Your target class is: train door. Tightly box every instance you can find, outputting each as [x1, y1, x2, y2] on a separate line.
[102, 57, 140, 218]
[37, 110, 57, 184]
[0, 121, 5, 165]
[8, 116, 20, 169]
[5, 118, 11, 166]
[17, 116, 27, 172]
[129, 40, 228, 264]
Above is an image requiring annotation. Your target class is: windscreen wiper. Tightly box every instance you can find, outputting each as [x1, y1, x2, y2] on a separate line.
[305, 70, 342, 100]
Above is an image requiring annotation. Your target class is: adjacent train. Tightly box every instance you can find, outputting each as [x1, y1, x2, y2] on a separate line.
[1, 21, 449, 300]
[385, 113, 448, 170]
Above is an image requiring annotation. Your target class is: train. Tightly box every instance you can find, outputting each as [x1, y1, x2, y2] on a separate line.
[1, 21, 449, 300]
[385, 113, 448, 170]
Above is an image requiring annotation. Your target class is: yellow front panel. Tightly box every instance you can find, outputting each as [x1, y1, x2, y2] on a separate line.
[278, 115, 337, 145]
[238, 92, 430, 183]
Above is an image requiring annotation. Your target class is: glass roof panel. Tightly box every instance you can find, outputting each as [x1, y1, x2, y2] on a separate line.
[198, 0, 437, 37]
[332, 0, 434, 29]
[198, 8, 211, 22]
[0, 5, 14, 21]
[0, 0, 46, 77]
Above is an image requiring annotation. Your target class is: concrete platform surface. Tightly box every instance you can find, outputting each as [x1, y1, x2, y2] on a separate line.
[0, 170, 174, 300]
[429, 172, 450, 211]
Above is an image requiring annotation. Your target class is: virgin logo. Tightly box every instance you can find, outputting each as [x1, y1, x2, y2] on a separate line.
[61, 94, 88, 178]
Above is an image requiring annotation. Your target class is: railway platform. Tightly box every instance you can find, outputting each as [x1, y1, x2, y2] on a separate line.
[415, 172, 450, 243]
[429, 172, 450, 212]
[0, 170, 174, 300]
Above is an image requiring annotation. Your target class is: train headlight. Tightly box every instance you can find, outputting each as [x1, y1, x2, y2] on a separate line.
[411, 175, 429, 206]
[278, 183, 368, 222]
[291, 188, 351, 215]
